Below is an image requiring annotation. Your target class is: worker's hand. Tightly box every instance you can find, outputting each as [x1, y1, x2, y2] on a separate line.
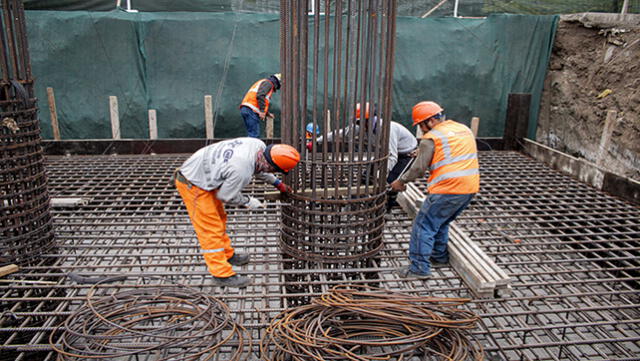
[306, 141, 313, 151]
[258, 111, 266, 120]
[274, 180, 291, 193]
[267, 112, 275, 119]
[409, 148, 418, 158]
[244, 196, 265, 209]
[390, 180, 406, 192]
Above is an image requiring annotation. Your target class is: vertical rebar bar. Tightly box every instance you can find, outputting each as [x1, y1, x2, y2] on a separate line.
[280, 0, 397, 264]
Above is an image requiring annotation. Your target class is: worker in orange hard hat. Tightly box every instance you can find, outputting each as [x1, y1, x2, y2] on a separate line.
[240, 73, 282, 138]
[175, 137, 300, 288]
[390, 101, 479, 278]
[307, 102, 418, 210]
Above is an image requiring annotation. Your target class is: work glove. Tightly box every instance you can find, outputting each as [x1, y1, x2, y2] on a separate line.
[244, 196, 265, 209]
[273, 179, 291, 193]
[306, 141, 313, 151]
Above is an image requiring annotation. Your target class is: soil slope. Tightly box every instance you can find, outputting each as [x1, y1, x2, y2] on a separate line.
[537, 13, 640, 180]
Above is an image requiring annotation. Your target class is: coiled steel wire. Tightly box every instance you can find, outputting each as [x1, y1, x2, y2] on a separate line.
[49, 278, 248, 360]
[261, 285, 483, 360]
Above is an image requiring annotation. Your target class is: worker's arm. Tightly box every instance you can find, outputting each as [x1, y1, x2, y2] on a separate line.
[255, 81, 274, 114]
[390, 139, 434, 191]
[216, 167, 251, 205]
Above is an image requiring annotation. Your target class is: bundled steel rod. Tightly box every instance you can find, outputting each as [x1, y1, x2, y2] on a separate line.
[0, 0, 55, 266]
[261, 285, 483, 360]
[49, 278, 249, 360]
[279, 0, 397, 263]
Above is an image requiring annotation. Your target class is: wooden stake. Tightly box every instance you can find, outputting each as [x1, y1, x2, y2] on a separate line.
[471, 117, 480, 137]
[0, 264, 19, 278]
[46, 87, 61, 140]
[109, 96, 121, 139]
[266, 114, 274, 138]
[204, 95, 214, 138]
[148, 109, 158, 139]
[596, 110, 617, 167]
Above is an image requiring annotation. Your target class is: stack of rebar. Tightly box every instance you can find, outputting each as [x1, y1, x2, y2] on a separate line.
[0, 0, 55, 266]
[279, 0, 397, 265]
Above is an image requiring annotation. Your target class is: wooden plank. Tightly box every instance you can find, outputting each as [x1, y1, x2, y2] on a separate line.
[46, 87, 61, 140]
[148, 109, 158, 139]
[471, 116, 479, 137]
[204, 95, 214, 138]
[450, 225, 511, 285]
[109, 96, 121, 139]
[51, 197, 91, 208]
[0, 264, 19, 278]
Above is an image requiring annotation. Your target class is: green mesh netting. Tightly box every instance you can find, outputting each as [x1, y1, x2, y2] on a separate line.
[27, 11, 557, 139]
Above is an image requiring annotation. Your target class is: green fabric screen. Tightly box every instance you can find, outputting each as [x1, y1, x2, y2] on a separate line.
[26, 11, 557, 139]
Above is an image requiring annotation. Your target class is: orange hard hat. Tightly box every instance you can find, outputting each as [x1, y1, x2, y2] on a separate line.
[412, 101, 444, 126]
[264, 144, 300, 174]
[356, 102, 370, 121]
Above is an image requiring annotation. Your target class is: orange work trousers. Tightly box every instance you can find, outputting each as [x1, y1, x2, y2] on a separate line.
[175, 179, 235, 278]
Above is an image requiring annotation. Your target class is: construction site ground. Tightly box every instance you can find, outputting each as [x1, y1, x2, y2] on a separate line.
[1, 149, 638, 360]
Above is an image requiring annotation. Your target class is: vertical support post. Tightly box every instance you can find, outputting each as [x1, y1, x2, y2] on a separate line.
[596, 110, 617, 167]
[148, 109, 158, 139]
[503, 93, 531, 150]
[266, 114, 274, 138]
[471, 116, 480, 137]
[204, 95, 214, 138]
[109, 96, 120, 139]
[46, 87, 60, 140]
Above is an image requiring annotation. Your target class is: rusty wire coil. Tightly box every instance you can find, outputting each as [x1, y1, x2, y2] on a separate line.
[261, 285, 483, 360]
[49, 278, 249, 360]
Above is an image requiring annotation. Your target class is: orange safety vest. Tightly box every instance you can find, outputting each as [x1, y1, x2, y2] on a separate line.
[240, 79, 275, 114]
[424, 120, 480, 194]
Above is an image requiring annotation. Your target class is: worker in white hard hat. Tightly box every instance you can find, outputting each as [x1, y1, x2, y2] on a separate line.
[239, 73, 282, 138]
[175, 137, 300, 288]
[306, 102, 418, 210]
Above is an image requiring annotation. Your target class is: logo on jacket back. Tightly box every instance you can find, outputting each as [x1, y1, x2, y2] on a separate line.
[223, 149, 234, 162]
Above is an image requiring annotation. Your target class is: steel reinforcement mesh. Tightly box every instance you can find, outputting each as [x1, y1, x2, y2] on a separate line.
[0, 150, 638, 360]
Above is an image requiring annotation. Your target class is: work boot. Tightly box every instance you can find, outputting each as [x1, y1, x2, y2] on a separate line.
[212, 274, 251, 288]
[395, 266, 431, 279]
[430, 257, 449, 268]
[228, 253, 250, 266]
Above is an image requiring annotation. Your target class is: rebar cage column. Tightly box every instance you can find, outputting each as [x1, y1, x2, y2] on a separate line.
[0, 0, 55, 265]
[279, 0, 398, 263]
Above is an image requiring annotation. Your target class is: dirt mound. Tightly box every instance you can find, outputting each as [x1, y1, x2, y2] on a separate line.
[537, 13, 640, 180]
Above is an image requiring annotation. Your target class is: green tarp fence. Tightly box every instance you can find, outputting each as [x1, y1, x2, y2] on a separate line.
[26, 11, 557, 139]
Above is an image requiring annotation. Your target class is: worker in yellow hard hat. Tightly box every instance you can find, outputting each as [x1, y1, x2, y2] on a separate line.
[390, 101, 479, 278]
[175, 137, 300, 287]
[239, 73, 282, 138]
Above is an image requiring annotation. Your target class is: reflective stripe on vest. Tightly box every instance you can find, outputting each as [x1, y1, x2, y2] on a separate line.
[425, 120, 480, 194]
[241, 79, 274, 113]
[202, 248, 224, 253]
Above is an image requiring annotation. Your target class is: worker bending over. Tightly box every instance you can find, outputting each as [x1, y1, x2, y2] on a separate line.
[239, 73, 281, 138]
[175, 138, 300, 287]
[390, 101, 479, 278]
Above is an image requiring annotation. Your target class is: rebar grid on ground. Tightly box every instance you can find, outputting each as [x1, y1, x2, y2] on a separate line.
[0, 151, 638, 360]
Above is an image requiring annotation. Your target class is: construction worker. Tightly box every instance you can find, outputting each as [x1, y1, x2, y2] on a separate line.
[307, 103, 417, 209]
[239, 73, 281, 138]
[390, 101, 479, 278]
[175, 138, 300, 287]
[305, 122, 320, 139]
